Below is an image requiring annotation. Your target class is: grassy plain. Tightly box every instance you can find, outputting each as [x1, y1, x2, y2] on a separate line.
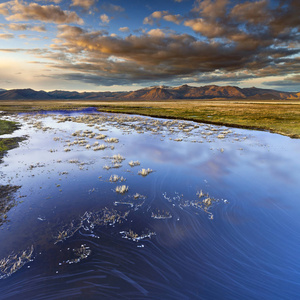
[0, 99, 300, 138]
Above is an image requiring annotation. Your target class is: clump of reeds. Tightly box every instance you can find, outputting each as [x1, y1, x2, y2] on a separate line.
[68, 159, 79, 164]
[109, 175, 120, 182]
[93, 144, 106, 151]
[95, 134, 106, 139]
[112, 163, 122, 168]
[138, 168, 153, 176]
[110, 175, 126, 182]
[115, 185, 128, 194]
[105, 137, 119, 143]
[112, 154, 125, 163]
[128, 160, 140, 167]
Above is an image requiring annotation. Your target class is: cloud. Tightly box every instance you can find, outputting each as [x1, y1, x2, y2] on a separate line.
[144, 10, 182, 25]
[101, 4, 125, 13]
[185, 0, 236, 39]
[2, 0, 298, 89]
[163, 14, 182, 25]
[184, 0, 300, 58]
[192, 0, 228, 19]
[289, 74, 300, 82]
[143, 11, 165, 25]
[0, 3, 9, 15]
[31, 25, 46, 32]
[37, 0, 62, 3]
[0, 33, 14, 39]
[119, 27, 129, 33]
[184, 18, 226, 38]
[9, 23, 28, 30]
[4, 23, 47, 32]
[148, 28, 166, 38]
[1, 1, 83, 24]
[263, 74, 300, 91]
[100, 14, 110, 24]
[18, 34, 28, 39]
[269, 0, 300, 35]
[55, 73, 134, 86]
[19, 20, 291, 87]
[40, 26, 272, 84]
[71, 0, 95, 10]
[192, 71, 255, 84]
[231, 0, 269, 25]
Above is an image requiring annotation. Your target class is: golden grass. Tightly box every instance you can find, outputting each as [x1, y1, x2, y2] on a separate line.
[1, 99, 300, 138]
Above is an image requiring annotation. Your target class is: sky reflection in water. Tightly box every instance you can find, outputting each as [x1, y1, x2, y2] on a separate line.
[0, 110, 299, 299]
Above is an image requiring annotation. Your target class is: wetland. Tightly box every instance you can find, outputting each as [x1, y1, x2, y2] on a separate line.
[0, 107, 299, 299]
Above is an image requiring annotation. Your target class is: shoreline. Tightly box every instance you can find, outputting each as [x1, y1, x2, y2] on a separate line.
[0, 99, 300, 138]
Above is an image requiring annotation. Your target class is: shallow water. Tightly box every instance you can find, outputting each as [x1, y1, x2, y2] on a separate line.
[0, 109, 300, 299]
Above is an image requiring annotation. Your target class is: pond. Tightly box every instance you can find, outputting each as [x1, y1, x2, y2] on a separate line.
[0, 109, 300, 299]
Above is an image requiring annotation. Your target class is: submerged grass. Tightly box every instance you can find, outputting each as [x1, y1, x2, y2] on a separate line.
[1, 99, 300, 138]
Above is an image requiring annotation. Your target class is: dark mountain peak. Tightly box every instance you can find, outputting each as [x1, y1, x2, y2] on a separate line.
[0, 88, 52, 100]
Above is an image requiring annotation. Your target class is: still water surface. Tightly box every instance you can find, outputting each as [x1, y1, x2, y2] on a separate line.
[0, 109, 299, 299]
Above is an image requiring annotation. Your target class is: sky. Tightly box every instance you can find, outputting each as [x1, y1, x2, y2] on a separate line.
[0, 0, 299, 92]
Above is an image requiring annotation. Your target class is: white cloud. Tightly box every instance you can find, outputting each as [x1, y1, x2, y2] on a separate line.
[100, 14, 110, 24]
[119, 27, 129, 33]
[148, 29, 165, 38]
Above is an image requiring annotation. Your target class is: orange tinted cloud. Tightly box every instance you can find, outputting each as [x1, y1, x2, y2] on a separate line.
[1, 1, 83, 24]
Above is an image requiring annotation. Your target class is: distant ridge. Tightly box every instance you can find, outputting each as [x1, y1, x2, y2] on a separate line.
[0, 85, 299, 101]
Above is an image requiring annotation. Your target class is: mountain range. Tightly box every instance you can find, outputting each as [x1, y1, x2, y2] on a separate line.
[0, 85, 299, 101]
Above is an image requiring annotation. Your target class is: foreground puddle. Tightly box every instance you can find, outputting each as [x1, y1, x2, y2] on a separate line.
[0, 109, 300, 299]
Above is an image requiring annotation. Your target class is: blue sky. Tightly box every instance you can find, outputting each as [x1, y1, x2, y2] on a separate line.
[0, 0, 299, 92]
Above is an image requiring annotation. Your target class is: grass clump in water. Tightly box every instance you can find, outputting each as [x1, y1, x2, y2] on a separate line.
[105, 137, 119, 143]
[115, 185, 129, 194]
[138, 168, 153, 176]
[0, 245, 34, 279]
[128, 160, 140, 167]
